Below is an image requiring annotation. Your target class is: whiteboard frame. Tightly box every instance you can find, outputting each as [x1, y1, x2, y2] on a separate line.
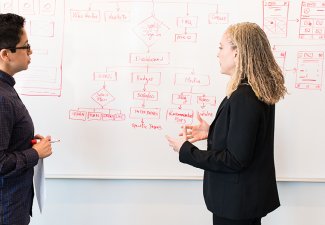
[45, 174, 325, 182]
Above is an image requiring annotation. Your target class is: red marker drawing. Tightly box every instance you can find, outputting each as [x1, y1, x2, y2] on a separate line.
[31, 139, 61, 145]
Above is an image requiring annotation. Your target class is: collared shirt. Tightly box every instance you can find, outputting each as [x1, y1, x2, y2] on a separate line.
[0, 70, 39, 225]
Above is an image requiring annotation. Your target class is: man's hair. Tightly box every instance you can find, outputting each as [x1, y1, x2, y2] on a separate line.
[225, 22, 287, 105]
[0, 13, 25, 51]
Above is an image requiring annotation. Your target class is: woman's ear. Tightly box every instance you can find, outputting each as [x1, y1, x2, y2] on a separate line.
[233, 50, 239, 64]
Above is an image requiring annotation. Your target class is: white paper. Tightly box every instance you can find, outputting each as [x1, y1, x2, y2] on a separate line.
[33, 159, 45, 213]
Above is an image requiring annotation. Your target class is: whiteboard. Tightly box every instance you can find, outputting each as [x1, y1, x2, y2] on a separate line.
[2, 0, 325, 181]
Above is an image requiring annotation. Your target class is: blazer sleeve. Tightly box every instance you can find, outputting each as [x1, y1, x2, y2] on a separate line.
[179, 86, 263, 173]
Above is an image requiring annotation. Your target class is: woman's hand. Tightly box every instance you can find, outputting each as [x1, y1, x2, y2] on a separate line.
[180, 113, 210, 143]
[166, 126, 188, 153]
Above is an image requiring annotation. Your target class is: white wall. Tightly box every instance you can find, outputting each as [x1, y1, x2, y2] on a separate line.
[30, 180, 325, 225]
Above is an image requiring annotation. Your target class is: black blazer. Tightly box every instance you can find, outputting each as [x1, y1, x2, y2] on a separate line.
[179, 84, 280, 220]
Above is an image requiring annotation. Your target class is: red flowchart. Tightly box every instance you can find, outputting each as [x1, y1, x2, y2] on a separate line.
[2, 0, 324, 129]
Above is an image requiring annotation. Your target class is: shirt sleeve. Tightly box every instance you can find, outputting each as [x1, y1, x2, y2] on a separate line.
[0, 97, 39, 177]
[179, 87, 263, 173]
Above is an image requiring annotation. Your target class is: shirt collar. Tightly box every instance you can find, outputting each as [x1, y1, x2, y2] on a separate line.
[0, 70, 16, 87]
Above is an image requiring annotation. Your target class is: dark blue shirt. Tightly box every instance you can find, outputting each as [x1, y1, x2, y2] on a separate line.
[0, 70, 39, 225]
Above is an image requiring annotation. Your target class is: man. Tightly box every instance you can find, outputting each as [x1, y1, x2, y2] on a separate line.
[0, 13, 52, 225]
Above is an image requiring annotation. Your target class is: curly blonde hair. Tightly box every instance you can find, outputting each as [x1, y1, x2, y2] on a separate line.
[225, 22, 287, 104]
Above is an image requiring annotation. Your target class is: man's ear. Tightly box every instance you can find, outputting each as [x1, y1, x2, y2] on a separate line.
[0, 49, 11, 62]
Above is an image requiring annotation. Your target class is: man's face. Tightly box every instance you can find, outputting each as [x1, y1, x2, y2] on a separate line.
[8, 27, 32, 74]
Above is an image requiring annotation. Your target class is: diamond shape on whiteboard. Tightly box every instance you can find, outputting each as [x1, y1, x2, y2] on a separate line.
[91, 88, 115, 107]
[134, 15, 169, 47]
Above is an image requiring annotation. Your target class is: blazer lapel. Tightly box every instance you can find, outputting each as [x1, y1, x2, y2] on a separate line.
[208, 96, 228, 139]
[215, 96, 227, 120]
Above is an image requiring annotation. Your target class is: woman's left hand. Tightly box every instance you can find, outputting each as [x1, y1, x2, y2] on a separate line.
[166, 126, 188, 153]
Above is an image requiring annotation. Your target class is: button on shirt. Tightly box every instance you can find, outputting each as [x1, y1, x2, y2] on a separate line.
[0, 70, 39, 225]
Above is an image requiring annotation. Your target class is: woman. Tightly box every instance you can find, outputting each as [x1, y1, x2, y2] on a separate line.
[166, 22, 287, 225]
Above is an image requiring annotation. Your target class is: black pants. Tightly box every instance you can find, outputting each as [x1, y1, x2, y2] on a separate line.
[213, 214, 261, 225]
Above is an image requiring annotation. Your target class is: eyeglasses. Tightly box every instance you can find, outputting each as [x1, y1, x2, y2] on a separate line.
[7, 43, 31, 53]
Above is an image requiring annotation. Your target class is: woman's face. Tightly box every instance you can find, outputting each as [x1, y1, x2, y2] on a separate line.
[217, 33, 237, 76]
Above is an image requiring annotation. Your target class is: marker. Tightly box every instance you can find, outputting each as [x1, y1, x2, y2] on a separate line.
[31, 139, 61, 145]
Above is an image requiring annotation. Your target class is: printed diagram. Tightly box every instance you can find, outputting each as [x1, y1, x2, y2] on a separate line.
[0, 0, 64, 96]
[67, 1, 226, 129]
